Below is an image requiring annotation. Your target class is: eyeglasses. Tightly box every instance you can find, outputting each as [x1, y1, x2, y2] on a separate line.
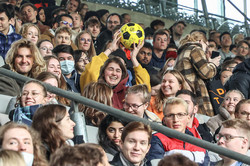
[123, 102, 144, 110]
[40, 47, 53, 52]
[239, 46, 249, 50]
[60, 21, 73, 27]
[164, 113, 188, 119]
[80, 38, 91, 43]
[215, 134, 245, 143]
[239, 111, 250, 117]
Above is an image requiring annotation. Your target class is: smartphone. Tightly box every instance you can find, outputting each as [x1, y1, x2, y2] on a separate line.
[211, 51, 220, 59]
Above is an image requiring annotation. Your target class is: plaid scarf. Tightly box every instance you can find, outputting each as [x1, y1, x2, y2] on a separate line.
[13, 104, 42, 126]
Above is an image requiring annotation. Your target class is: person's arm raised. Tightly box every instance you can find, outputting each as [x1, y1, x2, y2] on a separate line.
[103, 31, 121, 56]
[131, 40, 144, 67]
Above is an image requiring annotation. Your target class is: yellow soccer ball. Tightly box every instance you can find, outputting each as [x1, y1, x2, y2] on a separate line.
[120, 23, 145, 49]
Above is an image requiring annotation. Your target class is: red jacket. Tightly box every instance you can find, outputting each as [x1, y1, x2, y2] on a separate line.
[147, 129, 206, 162]
[112, 76, 129, 109]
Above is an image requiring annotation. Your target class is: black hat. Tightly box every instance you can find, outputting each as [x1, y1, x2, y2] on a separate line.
[111, 49, 128, 65]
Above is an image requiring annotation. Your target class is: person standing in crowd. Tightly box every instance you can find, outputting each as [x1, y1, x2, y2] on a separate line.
[151, 29, 168, 70]
[169, 20, 186, 47]
[0, 39, 46, 96]
[218, 32, 235, 64]
[0, 3, 21, 59]
[174, 30, 220, 116]
[110, 121, 152, 166]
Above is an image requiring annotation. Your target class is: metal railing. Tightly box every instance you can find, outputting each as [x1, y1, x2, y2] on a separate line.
[86, 0, 249, 36]
[1, 67, 250, 164]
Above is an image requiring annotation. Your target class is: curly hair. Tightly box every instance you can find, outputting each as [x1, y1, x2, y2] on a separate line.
[0, 122, 48, 166]
[79, 82, 113, 126]
[19, 23, 41, 41]
[5, 39, 46, 78]
[32, 104, 68, 155]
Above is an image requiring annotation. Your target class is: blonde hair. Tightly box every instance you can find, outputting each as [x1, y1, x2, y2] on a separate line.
[163, 97, 188, 116]
[5, 39, 46, 78]
[55, 26, 72, 38]
[20, 23, 41, 40]
[0, 150, 26, 166]
[179, 31, 207, 48]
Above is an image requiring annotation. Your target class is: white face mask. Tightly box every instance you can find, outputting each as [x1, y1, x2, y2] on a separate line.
[21, 152, 34, 166]
[145, 39, 153, 46]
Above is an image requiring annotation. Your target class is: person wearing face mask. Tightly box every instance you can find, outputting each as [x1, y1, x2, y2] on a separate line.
[0, 122, 48, 166]
[53, 44, 80, 93]
[174, 30, 221, 117]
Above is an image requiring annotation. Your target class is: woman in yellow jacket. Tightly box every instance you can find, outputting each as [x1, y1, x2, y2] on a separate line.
[80, 31, 151, 109]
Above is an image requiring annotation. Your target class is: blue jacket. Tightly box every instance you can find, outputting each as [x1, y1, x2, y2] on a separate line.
[0, 25, 22, 59]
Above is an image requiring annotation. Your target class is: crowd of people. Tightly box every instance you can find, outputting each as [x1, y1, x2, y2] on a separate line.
[0, 0, 250, 165]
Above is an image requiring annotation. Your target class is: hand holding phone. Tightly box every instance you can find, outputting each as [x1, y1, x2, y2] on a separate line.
[211, 51, 220, 59]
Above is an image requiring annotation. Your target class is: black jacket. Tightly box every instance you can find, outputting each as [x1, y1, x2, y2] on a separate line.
[225, 58, 250, 99]
[110, 153, 149, 166]
[95, 29, 112, 54]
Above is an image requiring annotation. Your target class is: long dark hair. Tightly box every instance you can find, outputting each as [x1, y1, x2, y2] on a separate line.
[98, 115, 127, 152]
